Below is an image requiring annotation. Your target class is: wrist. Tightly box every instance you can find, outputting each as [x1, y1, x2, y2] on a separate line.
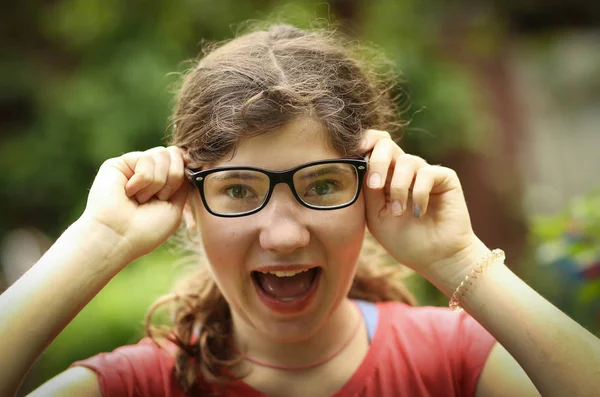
[423, 238, 492, 298]
[71, 215, 134, 270]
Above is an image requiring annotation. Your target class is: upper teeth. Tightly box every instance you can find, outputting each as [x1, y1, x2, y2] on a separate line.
[260, 269, 310, 277]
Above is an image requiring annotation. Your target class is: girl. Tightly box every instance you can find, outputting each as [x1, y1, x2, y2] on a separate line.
[1, 24, 599, 397]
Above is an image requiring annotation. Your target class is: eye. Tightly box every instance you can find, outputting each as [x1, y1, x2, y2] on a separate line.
[225, 185, 256, 199]
[306, 180, 339, 196]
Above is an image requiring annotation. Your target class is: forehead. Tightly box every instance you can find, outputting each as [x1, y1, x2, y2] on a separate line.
[215, 117, 341, 170]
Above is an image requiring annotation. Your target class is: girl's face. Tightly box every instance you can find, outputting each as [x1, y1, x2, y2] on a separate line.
[189, 117, 365, 342]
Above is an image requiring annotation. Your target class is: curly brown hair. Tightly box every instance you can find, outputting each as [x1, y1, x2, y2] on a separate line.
[145, 22, 416, 396]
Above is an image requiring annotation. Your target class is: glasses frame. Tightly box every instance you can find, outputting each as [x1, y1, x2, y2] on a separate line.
[185, 158, 368, 218]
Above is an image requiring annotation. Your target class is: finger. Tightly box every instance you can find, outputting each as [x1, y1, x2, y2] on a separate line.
[124, 153, 155, 197]
[411, 165, 459, 218]
[367, 137, 404, 190]
[135, 147, 171, 203]
[156, 146, 185, 201]
[95, 155, 136, 188]
[87, 157, 132, 204]
[388, 154, 427, 216]
[360, 129, 396, 153]
[118, 151, 143, 180]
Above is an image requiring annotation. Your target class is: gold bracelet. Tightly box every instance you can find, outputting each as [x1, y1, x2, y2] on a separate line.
[449, 248, 505, 312]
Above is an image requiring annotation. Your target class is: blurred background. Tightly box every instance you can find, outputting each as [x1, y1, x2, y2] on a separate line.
[1, 0, 599, 393]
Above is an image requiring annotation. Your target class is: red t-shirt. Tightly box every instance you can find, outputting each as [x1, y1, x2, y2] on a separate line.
[71, 301, 496, 396]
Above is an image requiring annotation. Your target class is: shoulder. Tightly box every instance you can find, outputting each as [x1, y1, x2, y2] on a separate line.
[375, 301, 460, 331]
[375, 300, 489, 340]
[374, 301, 496, 355]
[376, 299, 460, 318]
[372, 301, 496, 395]
[71, 337, 178, 372]
[69, 337, 186, 397]
[373, 301, 466, 350]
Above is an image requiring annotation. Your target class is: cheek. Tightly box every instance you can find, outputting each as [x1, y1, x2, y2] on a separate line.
[315, 201, 365, 308]
[332, 195, 365, 244]
[197, 211, 248, 280]
[199, 215, 228, 260]
[197, 213, 257, 312]
[321, 196, 366, 270]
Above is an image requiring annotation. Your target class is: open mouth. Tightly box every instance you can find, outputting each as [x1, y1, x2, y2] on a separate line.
[252, 267, 321, 302]
[251, 267, 321, 313]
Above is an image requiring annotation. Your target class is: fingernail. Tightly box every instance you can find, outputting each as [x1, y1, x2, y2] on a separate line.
[368, 173, 381, 188]
[392, 200, 403, 216]
[414, 204, 421, 218]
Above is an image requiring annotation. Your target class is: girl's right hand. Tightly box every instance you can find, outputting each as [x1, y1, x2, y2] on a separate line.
[81, 146, 190, 263]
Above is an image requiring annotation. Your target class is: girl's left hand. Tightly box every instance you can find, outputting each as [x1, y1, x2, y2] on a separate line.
[360, 129, 489, 287]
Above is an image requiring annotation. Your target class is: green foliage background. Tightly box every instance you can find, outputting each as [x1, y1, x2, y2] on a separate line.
[1, 0, 487, 240]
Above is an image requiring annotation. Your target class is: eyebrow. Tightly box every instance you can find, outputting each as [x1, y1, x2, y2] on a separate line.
[296, 165, 353, 179]
[208, 164, 354, 182]
[209, 171, 265, 181]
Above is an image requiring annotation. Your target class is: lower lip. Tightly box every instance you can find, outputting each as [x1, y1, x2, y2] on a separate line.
[252, 269, 321, 315]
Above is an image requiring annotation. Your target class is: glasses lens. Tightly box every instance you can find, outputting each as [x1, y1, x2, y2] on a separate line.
[293, 163, 359, 208]
[203, 170, 269, 215]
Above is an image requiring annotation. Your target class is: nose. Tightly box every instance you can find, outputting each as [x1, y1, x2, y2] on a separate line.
[258, 185, 310, 253]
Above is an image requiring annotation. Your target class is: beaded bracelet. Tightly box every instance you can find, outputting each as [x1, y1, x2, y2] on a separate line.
[449, 248, 505, 312]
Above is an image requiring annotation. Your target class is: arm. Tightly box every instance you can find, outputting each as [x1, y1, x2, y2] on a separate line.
[475, 342, 540, 397]
[0, 146, 188, 396]
[358, 129, 600, 397]
[434, 240, 600, 397]
[0, 219, 129, 397]
[26, 367, 102, 397]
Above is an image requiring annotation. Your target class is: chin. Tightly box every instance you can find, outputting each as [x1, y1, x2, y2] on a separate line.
[258, 313, 327, 343]
[251, 291, 335, 343]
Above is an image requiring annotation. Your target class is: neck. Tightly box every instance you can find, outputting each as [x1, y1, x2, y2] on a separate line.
[230, 298, 360, 370]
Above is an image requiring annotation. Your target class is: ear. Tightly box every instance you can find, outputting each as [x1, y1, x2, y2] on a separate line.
[183, 197, 197, 231]
[179, 147, 203, 231]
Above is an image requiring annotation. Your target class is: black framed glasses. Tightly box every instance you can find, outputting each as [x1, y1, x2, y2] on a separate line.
[186, 158, 368, 217]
